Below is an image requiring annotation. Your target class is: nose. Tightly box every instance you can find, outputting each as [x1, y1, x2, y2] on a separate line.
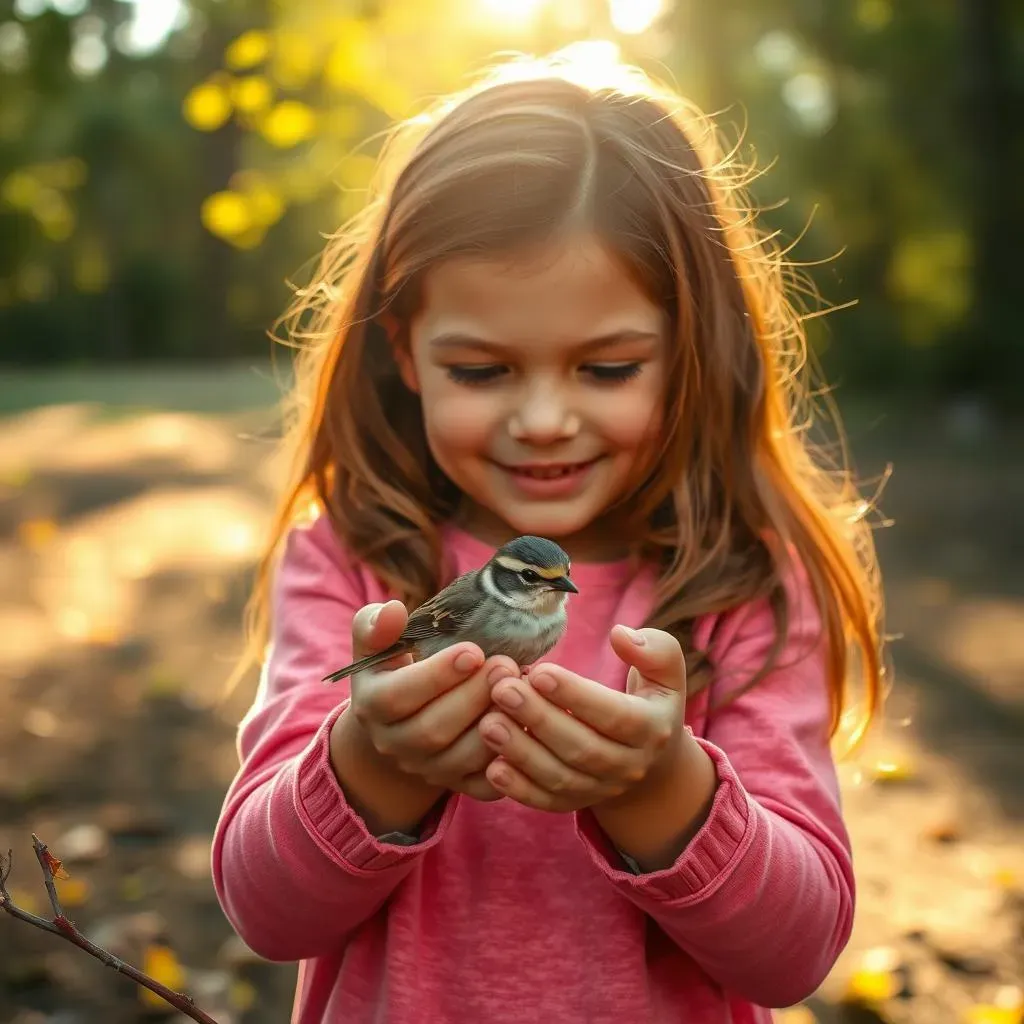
[507, 380, 580, 445]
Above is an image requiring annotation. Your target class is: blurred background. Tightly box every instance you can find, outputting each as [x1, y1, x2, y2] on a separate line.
[0, 1, 1021, 1022]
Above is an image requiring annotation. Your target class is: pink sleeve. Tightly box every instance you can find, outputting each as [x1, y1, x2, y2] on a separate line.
[211, 516, 459, 962]
[574, 568, 854, 1008]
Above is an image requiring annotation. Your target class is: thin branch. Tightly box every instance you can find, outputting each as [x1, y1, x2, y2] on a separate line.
[0, 835, 220, 1024]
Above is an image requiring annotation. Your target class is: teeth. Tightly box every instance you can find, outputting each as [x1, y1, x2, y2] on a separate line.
[522, 466, 573, 479]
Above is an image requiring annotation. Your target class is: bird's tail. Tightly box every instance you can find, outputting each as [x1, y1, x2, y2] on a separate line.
[321, 642, 406, 684]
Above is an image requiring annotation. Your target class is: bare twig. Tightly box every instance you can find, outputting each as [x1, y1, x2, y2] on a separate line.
[0, 835, 220, 1024]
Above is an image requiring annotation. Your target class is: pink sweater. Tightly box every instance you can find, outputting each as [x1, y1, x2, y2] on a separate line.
[212, 517, 855, 1023]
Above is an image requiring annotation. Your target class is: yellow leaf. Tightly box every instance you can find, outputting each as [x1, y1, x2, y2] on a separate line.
[229, 978, 257, 1011]
[232, 74, 273, 114]
[120, 873, 145, 902]
[200, 191, 251, 240]
[259, 100, 317, 149]
[55, 876, 91, 907]
[6, 886, 42, 916]
[844, 946, 902, 1004]
[224, 30, 271, 71]
[0, 169, 39, 210]
[18, 518, 58, 550]
[271, 31, 317, 89]
[323, 19, 378, 92]
[183, 81, 232, 132]
[964, 1007, 1023, 1024]
[871, 758, 914, 783]
[140, 944, 186, 1007]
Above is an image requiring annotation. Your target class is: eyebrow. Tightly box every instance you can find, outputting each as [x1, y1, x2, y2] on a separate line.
[427, 329, 662, 354]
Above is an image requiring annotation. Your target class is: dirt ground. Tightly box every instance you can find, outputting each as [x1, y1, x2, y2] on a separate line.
[0, 375, 1021, 1024]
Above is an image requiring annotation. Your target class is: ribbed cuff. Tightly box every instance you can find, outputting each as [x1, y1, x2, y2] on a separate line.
[295, 702, 458, 872]
[575, 738, 755, 903]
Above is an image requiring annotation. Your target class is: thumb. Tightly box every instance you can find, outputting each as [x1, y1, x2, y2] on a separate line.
[609, 625, 687, 700]
[351, 599, 408, 661]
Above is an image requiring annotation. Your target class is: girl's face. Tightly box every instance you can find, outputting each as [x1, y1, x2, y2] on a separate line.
[396, 234, 667, 560]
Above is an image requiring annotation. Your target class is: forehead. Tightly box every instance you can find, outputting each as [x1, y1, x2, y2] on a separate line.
[411, 234, 665, 350]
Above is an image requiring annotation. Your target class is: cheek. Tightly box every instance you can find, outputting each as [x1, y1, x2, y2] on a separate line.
[590, 384, 664, 449]
[418, 378, 501, 454]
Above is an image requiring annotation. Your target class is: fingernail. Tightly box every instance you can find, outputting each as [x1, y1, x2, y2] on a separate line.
[490, 765, 512, 787]
[530, 672, 557, 694]
[488, 663, 513, 685]
[455, 649, 481, 673]
[482, 722, 510, 745]
[369, 606, 381, 626]
[495, 684, 524, 709]
[622, 626, 646, 645]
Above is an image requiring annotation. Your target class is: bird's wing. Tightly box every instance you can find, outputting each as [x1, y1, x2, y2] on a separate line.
[399, 579, 480, 647]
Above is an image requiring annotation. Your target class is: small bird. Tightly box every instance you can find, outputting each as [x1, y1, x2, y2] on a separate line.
[322, 535, 578, 683]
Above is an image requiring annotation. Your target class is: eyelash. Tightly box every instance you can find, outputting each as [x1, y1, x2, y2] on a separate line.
[445, 363, 644, 386]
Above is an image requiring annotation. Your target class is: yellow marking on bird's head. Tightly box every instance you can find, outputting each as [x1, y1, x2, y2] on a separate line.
[495, 554, 570, 579]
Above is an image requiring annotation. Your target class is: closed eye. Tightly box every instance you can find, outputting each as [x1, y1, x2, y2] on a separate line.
[445, 364, 508, 385]
[582, 362, 643, 384]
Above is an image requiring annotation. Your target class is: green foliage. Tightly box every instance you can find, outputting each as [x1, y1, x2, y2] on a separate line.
[0, 0, 1020, 408]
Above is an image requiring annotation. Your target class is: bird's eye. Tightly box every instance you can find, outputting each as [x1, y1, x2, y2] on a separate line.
[520, 569, 541, 583]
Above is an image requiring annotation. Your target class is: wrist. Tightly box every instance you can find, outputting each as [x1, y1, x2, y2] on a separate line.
[592, 730, 718, 871]
[329, 705, 446, 836]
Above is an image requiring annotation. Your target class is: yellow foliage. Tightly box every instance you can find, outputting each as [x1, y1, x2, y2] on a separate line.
[183, 80, 233, 132]
[1, 169, 38, 210]
[965, 1007, 1023, 1024]
[858, 0, 893, 31]
[272, 30, 318, 89]
[201, 191, 251, 240]
[35, 189, 75, 241]
[232, 74, 273, 114]
[259, 100, 318, 148]
[225, 30, 271, 71]
[36, 157, 87, 190]
[140, 944, 187, 1008]
[16, 263, 54, 302]
[888, 230, 972, 345]
[323, 19, 379, 93]
[73, 240, 110, 293]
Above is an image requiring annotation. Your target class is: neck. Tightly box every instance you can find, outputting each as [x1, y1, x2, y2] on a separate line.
[453, 503, 635, 564]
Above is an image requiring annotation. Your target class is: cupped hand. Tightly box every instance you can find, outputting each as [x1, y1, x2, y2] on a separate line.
[344, 600, 518, 801]
[476, 625, 688, 812]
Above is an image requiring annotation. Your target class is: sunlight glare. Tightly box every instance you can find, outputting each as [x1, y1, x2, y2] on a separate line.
[478, 0, 546, 29]
[609, 0, 664, 35]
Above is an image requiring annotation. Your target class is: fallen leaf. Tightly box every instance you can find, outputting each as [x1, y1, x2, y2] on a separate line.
[55, 876, 91, 907]
[229, 978, 257, 1011]
[871, 758, 915, 783]
[844, 946, 903, 1004]
[18, 518, 57, 549]
[140, 943, 187, 1008]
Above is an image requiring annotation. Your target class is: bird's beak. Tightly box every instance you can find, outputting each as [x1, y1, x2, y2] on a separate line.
[548, 575, 578, 594]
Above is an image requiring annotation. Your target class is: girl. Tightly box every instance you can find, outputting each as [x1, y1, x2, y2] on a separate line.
[213, 51, 885, 1024]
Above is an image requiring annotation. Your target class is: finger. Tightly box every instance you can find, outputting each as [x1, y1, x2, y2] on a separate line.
[516, 667, 652, 748]
[608, 626, 688, 698]
[488, 676, 644, 778]
[361, 642, 492, 725]
[484, 757, 580, 813]
[453, 772, 504, 802]
[384, 658, 514, 757]
[479, 710, 607, 800]
[351, 600, 408, 661]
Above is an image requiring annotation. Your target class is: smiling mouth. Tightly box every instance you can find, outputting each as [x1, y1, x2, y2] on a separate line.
[497, 457, 603, 479]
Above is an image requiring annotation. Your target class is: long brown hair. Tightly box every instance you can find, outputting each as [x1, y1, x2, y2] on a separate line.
[241, 53, 886, 748]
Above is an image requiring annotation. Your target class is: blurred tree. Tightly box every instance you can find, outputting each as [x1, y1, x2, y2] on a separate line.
[0, 0, 1020, 409]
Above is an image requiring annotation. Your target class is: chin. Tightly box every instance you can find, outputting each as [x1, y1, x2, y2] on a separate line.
[495, 503, 601, 541]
